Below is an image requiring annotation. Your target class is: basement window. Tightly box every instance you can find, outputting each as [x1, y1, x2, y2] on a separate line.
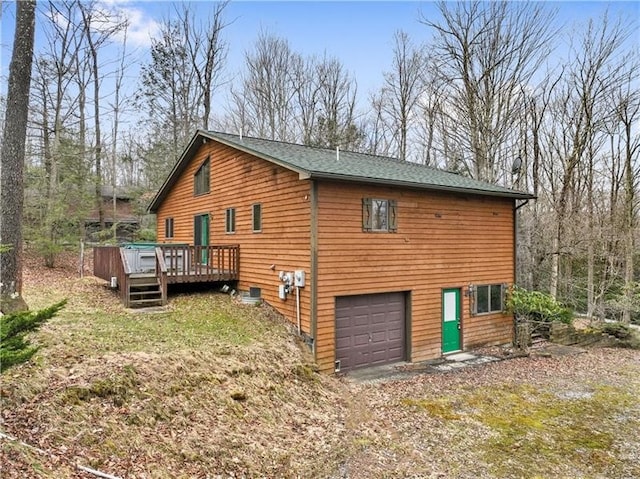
[194, 157, 210, 196]
[362, 198, 397, 232]
[472, 284, 505, 315]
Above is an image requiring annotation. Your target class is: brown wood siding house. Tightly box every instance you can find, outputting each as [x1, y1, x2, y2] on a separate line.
[149, 131, 533, 373]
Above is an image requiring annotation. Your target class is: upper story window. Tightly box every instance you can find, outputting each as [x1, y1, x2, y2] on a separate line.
[252, 203, 262, 232]
[362, 198, 397, 232]
[165, 217, 174, 239]
[225, 207, 236, 234]
[472, 284, 505, 315]
[194, 158, 210, 196]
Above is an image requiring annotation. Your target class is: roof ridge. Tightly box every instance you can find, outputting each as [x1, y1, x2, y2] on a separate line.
[207, 130, 457, 174]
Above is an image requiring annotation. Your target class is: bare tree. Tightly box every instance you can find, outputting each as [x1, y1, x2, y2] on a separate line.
[380, 30, 425, 161]
[29, 0, 85, 266]
[0, 0, 36, 312]
[614, 64, 640, 322]
[311, 55, 361, 149]
[422, 1, 557, 182]
[235, 32, 299, 141]
[544, 14, 633, 299]
[179, 2, 229, 130]
[79, 2, 125, 231]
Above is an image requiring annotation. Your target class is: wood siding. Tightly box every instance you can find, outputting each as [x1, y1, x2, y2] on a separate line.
[156, 141, 313, 333]
[154, 140, 516, 374]
[314, 181, 515, 372]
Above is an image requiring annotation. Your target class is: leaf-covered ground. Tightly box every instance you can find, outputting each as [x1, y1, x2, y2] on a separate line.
[1, 250, 639, 478]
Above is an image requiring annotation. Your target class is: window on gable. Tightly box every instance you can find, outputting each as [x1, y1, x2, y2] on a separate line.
[252, 203, 262, 232]
[472, 284, 505, 315]
[194, 158, 210, 196]
[362, 198, 397, 232]
[225, 207, 236, 234]
[165, 217, 174, 239]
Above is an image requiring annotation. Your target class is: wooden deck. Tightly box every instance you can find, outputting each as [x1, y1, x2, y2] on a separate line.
[94, 244, 239, 307]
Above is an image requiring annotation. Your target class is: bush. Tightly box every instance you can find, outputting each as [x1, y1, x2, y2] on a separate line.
[0, 300, 67, 372]
[506, 286, 573, 325]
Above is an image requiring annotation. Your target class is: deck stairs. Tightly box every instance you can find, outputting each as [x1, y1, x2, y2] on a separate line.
[128, 274, 163, 308]
[93, 244, 240, 309]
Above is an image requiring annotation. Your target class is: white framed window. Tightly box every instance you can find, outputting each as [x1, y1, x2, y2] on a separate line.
[472, 284, 506, 315]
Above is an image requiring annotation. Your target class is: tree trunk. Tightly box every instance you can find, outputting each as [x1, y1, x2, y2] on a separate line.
[0, 0, 36, 313]
[622, 110, 636, 324]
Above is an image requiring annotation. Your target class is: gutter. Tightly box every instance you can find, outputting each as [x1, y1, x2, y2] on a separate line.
[306, 171, 535, 200]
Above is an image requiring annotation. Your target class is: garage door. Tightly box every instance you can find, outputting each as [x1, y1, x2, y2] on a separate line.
[335, 292, 405, 372]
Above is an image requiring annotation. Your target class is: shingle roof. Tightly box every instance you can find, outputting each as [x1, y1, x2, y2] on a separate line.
[148, 130, 534, 212]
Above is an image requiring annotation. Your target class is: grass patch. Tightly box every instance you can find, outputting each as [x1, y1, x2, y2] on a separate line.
[37, 293, 277, 362]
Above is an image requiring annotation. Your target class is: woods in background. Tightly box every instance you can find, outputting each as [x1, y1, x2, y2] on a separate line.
[0, 0, 637, 322]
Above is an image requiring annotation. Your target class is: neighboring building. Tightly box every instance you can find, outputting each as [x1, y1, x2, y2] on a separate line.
[86, 186, 140, 242]
[148, 130, 534, 373]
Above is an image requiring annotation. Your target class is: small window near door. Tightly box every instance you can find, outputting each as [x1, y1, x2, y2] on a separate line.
[225, 207, 236, 234]
[165, 217, 174, 239]
[472, 284, 505, 315]
[252, 203, 262, 232]
[194, 158, 210, 196]
[362, 198, 397, 232]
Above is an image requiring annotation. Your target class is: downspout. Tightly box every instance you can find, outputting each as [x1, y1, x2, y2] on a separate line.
[513, 199, 529, 285]
[310, 180, 319, 355]
[513, 198, 529, 342]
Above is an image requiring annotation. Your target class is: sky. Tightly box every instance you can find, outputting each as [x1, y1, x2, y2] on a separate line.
[1, 1, 639, 111]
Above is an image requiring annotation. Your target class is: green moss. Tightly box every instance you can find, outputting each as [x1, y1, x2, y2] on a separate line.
[292, 363, 320, 382]
[463, 383, 632, 477]
[61, 367, 138, 406]
[400, 398, 461, 420]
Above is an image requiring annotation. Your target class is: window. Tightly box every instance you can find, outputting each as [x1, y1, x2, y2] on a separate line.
[362, 198, 397, 232]
[194, 158, 210, 195]
[225, 207, 236, 234]
[252, 203, 262, 232]
[165, 217, 174, 239]
[472, 284, 505, 315]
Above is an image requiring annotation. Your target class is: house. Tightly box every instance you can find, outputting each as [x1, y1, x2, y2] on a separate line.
[147, 130, 533, 373]
[85, 186, 141, 242]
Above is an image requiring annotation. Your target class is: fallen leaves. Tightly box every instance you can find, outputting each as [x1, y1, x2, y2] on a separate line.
[2, 247, 639, 478]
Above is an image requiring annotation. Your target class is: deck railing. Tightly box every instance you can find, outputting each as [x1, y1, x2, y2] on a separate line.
[94, 244, 239, 306]
[159, 244, 239, 283]
[93, 246, 121, 282]
[93, 245, 132, 307]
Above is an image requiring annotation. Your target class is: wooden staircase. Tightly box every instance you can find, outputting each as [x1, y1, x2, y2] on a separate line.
[128, 274, 163, 308]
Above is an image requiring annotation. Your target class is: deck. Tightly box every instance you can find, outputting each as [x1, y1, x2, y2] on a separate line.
[94, 244, 239, 307]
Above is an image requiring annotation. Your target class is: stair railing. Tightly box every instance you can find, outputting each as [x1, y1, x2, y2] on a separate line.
[118, 247, 132, 308]
[155, 247, 168, 305]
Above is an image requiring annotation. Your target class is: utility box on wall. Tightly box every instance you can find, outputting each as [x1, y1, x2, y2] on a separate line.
[294, 270, 305, 287]
[278, 284, 287, 300]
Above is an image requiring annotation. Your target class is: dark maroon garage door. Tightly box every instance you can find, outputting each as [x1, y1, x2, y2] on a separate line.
[335, 292, 406, 372]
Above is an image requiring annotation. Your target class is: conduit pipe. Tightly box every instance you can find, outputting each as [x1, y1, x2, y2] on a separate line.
[296, 286, 301, 334]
